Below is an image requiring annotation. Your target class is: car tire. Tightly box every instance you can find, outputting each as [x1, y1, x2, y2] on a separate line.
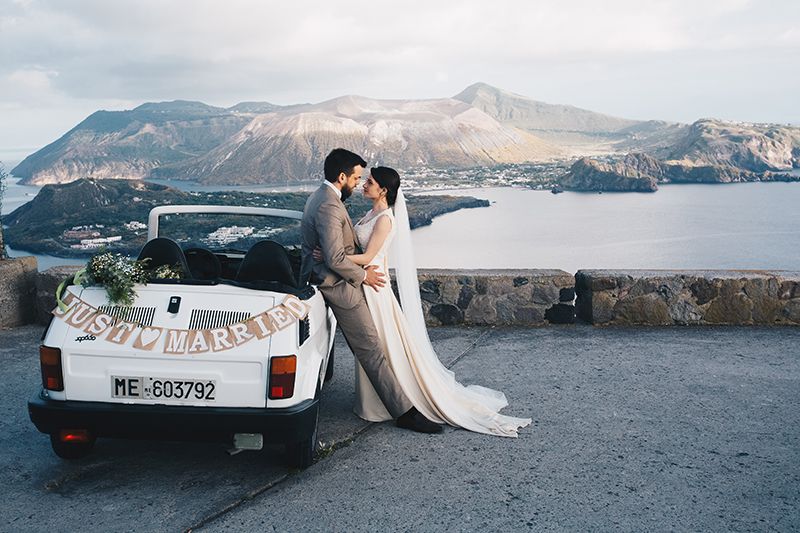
[50, 433, 96, 460]
[324, 344, 334, 383]
[286, 409, 319, 469]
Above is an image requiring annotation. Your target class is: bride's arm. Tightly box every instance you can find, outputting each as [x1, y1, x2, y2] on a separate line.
[347, 216, 392, 266]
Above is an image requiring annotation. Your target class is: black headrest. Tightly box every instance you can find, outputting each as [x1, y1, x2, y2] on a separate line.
[184, 247, 222, 281]
[137, 237, 190, 277]
[235, 240, 297, 288]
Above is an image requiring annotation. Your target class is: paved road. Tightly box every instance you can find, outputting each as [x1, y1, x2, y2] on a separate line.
[1, 325, 798, 532]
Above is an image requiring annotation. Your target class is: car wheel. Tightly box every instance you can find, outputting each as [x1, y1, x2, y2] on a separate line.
[286, 409, 319, 469]
[324, 344, 334, 383]
[50, 433, 96, 460]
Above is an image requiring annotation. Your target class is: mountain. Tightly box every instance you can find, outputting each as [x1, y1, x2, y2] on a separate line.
[153, 95, 564, 184]
[226, 102, 283, 114]
[11, 101, 277, 185]
[453, 82, 687, 155]
[454, 82, 638, 134]
[11, 84, 799, 187]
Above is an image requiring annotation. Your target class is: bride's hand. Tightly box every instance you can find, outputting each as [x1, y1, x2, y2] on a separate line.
[312, 246, 323, 262]
[363, 265, 385, 291]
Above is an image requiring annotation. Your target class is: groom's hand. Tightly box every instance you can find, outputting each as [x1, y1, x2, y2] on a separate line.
[363, 265, 386, 291]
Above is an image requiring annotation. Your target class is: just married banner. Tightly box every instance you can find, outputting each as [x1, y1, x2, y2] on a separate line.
[52, 292, 309, 355]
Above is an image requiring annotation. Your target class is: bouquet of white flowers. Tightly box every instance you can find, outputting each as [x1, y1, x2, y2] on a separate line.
[56, 252, 184, 308]
[80, 253, 150, 306]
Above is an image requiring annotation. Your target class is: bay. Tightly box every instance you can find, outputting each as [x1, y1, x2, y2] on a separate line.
[5, 246, 85, 270]
[2, 170, 799, 273]
[412, 183, 800, 273]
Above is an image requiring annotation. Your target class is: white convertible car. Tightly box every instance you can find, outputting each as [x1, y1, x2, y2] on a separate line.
[28, 205, 336, 468]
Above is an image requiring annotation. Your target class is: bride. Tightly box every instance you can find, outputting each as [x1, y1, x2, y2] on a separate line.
[317, 166, 531, 437]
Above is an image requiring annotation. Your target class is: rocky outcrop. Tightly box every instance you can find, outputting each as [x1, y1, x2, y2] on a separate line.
[575, 270, 800, 325]
[666, 119, 800, 172]
[414, 269, 575, 326]
[559, 147, 799, 191]
[559, 154, 660, 192]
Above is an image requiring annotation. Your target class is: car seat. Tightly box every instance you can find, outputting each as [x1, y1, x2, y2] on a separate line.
[184, 247, 222, 280]
[235, 240, 298, 288]
[137, 237, 191, 278]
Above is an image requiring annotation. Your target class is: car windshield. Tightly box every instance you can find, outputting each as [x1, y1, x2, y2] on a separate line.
[156, 213, 301, 253]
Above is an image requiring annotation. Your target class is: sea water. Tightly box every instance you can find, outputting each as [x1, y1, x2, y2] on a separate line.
[3, 172, 799, 273]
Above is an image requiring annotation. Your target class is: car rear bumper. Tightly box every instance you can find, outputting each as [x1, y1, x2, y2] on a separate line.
[28, 391, 319, 444]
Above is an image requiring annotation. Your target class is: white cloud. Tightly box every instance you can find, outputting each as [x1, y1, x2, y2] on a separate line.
[8, 68, 58, 91]
[0, 0, 797, 152]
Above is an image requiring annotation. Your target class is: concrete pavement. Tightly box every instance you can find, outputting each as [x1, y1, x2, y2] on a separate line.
[1, 325, 798, 532]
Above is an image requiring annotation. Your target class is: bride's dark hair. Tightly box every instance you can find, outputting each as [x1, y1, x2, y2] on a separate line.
[371, 166, 401, 206]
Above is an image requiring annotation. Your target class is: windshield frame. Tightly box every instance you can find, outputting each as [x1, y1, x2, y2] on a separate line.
[147, 205, 303, 243]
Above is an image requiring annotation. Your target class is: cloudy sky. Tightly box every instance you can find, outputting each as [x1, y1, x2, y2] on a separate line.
[1, 0, 798, 161]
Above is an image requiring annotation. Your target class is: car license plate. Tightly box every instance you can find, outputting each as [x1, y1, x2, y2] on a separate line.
[111, 376, 216, 401]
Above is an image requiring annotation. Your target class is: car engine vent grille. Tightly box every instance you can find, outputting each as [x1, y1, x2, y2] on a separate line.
[97, 306, 156, 327]
[189, 310, 251, 330]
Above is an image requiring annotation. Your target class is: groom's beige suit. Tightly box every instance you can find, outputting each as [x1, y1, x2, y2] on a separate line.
[300, 183, 412, 417]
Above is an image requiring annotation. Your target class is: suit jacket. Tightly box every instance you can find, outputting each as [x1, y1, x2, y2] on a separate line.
[300, 184, 365, 309]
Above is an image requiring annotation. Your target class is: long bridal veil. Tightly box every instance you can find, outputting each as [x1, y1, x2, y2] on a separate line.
[388, 189, 531, 436]
[387, 189, 433, 348]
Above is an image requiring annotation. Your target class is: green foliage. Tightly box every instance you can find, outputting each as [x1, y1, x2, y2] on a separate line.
[81, 252, 183, 306]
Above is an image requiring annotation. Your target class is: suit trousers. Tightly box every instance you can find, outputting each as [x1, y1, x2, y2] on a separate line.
[326, 295, 412, 418]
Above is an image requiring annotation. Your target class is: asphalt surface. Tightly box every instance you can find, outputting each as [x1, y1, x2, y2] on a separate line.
[1, 324, 798, 532]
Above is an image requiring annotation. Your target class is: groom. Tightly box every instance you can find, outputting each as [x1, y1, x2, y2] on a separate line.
[300, 148, 442, 434]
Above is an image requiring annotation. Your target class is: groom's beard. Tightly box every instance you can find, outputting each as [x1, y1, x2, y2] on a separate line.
[340, 183, 354, 202]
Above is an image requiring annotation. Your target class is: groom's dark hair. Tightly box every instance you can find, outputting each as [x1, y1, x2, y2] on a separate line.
[324, 148, 367, 183]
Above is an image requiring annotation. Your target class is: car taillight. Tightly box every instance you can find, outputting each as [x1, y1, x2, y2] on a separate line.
[40, 345, 64, 391]
[269, 355, 296, 399]
[59, 429, 91, 443]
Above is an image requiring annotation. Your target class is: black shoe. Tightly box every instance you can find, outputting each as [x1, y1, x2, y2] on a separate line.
[396, 407, 443, 434]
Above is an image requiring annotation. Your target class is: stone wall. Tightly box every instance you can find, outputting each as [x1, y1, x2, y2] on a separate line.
[576, 270, 800, 326]
[0, 257, 38, 328]
[415, 269, 576, 326]
[26, 266, 800, 327]
[35, 265, 83, 325]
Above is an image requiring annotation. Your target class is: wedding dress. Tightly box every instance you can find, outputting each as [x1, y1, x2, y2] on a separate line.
[352, 191, 532, 437]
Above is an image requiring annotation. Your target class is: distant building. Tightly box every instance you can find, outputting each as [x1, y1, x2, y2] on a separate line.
[80, 236, 122, 245]
[63, 230, 102, 240]
[204, 226, 255, 245]
[71, 236, 123, 249]
[124, 221, 147, 231]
